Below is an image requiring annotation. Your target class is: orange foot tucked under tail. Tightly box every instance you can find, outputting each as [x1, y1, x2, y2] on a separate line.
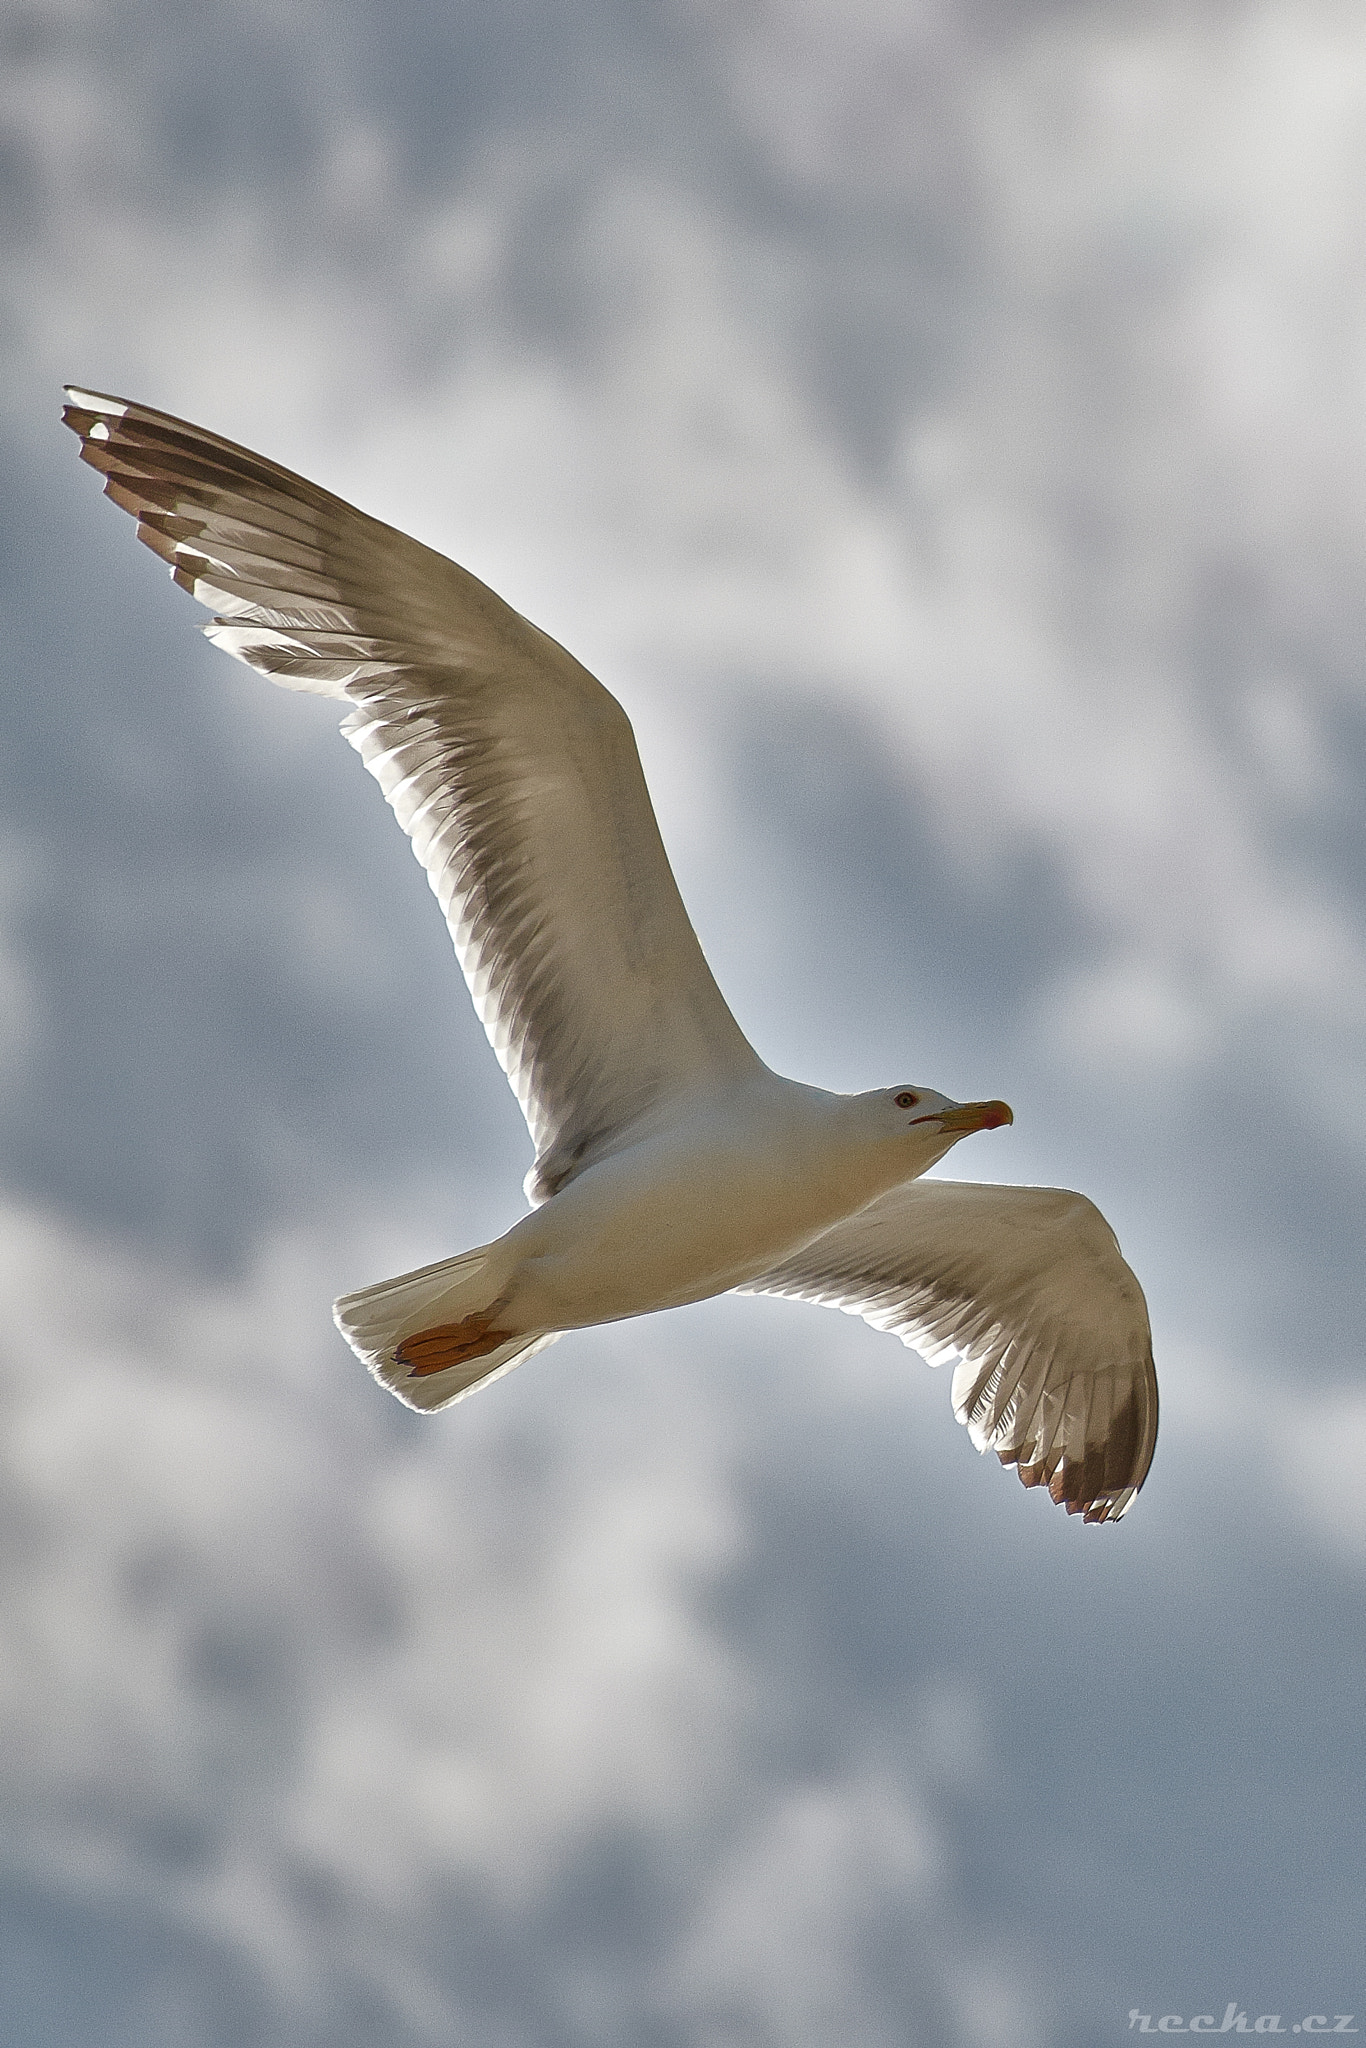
[397, 1312, 516, 1379]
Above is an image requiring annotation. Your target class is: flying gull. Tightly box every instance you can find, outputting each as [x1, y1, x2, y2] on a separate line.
[62, 387, 1158, 1522]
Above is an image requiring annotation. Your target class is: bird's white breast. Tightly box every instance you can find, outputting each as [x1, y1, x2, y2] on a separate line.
[497, 1076, 913, 1332]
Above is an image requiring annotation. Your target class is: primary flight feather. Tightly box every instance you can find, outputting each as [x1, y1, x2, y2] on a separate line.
[63, 386, 1157, 1523]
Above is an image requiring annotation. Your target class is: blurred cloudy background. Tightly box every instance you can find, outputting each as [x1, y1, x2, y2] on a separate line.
[2, 0, 1365, 2040]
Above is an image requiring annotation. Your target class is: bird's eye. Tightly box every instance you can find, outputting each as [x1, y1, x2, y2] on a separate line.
[896, 1091, 919, 1108]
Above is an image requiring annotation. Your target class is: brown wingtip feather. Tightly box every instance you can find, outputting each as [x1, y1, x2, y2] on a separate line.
[1006, 1450, 1138, 1524]
[61, 389, 131, 457]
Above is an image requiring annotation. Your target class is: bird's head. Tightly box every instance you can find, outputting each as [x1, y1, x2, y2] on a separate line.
[868, 1084, 1014, 1168]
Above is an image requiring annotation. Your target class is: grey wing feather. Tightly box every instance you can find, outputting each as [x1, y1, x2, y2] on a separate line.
[740, 1180, 1157, 1522]
[63, 388, 763, 1199]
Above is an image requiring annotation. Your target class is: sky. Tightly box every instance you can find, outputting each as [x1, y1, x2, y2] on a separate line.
[2, 0, 1365, 2041]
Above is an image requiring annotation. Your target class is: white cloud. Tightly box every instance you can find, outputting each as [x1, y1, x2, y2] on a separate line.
[0, 1192, 1041, 2039]
[0, 846, 40, 1099]
[14, 0, 1366, 1130]
[673, 1768, 940, 2045]
[1156, 1330, 1366, 1576]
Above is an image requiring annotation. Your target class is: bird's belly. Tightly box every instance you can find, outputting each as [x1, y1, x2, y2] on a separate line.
[499, 1122, 890, 1332]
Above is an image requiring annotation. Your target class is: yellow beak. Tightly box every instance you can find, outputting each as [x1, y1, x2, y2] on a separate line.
[913, 1098, 1014, 1135]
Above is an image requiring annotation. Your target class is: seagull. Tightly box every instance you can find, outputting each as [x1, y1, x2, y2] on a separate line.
[63, 386, 1157, 1523]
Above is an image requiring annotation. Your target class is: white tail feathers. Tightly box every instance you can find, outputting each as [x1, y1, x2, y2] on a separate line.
[333, 1244, 560, 1414]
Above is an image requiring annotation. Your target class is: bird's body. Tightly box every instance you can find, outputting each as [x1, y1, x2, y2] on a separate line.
[462, 1076, 976, 1334]
[63, 385, 1158, 1522]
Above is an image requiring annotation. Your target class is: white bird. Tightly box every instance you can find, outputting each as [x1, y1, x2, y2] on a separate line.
[63, 386, 1157, 1523]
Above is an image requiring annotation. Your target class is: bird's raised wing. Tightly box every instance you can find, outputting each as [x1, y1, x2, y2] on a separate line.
[63, 388, 763, 1202]
[739, 1180, 1157, 1521]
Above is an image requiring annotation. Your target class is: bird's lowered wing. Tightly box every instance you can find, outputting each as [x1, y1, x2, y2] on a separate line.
[63, 388, 763, 1202]
[738, 1180, 1157, 1520]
